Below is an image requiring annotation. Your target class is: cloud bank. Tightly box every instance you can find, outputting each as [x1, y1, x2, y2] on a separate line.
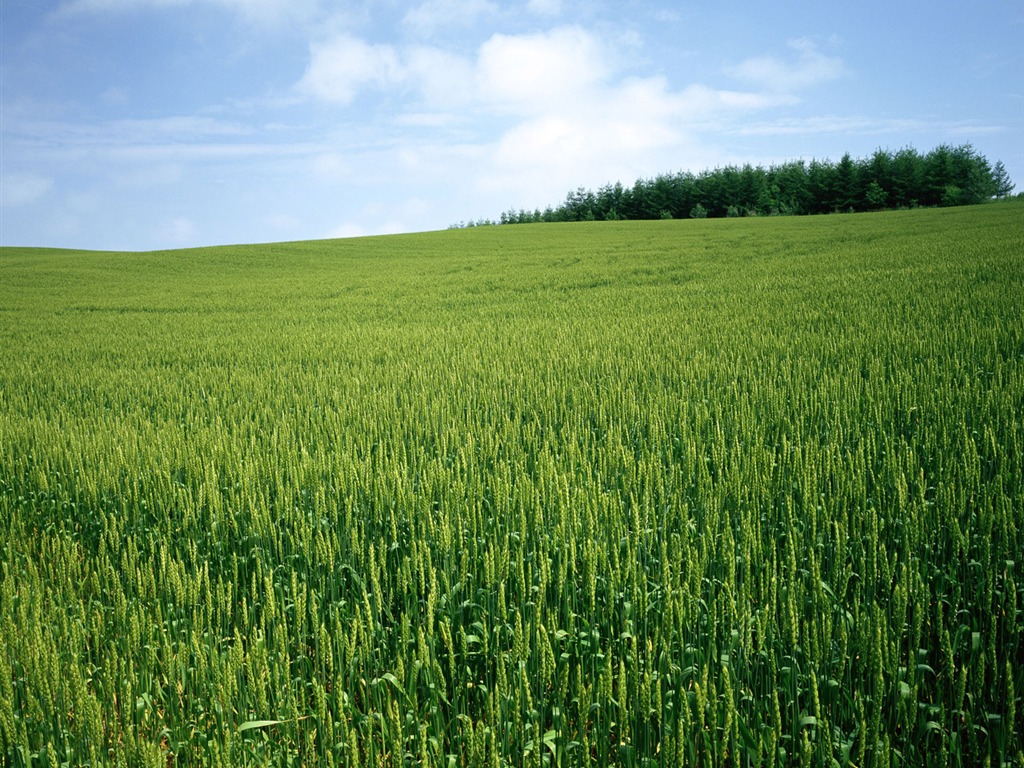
[292, 25, 832, 209]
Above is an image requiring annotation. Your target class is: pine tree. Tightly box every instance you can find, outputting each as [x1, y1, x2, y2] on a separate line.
[992, 160, 1015, 198]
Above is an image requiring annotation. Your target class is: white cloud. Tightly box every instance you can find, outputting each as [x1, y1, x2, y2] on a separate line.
[292, 25, 804, 214]
[297, 35, 405, 105]
[481, 76, 706, 204]
[729, 38, 845, 93]
[403, 0, 498, 36]
[0, 173, 54, 207]
[296, 25, 782, 130]
[297, 26, 615, 115]
[475, 27, 609, 113]
[469, 33, 785, 200]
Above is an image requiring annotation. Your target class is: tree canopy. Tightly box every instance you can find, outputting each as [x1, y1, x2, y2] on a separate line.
[492, 144, 1015, 226]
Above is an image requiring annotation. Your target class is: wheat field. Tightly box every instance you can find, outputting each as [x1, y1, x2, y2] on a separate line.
[2, 204, 1022, 766]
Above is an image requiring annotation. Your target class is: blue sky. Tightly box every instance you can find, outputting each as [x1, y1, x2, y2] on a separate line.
[2, 0, 1021, 250]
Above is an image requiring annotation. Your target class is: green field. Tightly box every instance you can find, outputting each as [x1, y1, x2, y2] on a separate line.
[2, 204, 1022, 767]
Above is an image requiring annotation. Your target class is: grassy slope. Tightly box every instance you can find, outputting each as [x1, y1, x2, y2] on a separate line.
[1, 203, 1023, 766]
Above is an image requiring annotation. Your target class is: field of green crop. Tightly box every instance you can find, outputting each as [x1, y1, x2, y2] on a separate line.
[2, 204, 1022, 767]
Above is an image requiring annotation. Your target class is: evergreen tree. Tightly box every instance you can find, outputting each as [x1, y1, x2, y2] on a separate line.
[739, 164, 765, 214]
[890, 147, 922, 208]
[495, 143, 1007, 224]
[864, 149, 894, 209]
[807, 159, 835, 215]
[865, 181, 888, 210]
[834, 152, 858, 211]
[923, 144, 954, 206]
[992, 161, 1015, 198]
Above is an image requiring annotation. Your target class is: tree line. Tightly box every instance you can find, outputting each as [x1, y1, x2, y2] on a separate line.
[455, 144, 1016, 227]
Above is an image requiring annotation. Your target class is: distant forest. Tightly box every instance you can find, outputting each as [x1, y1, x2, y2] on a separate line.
[460, 144, 1016, 227]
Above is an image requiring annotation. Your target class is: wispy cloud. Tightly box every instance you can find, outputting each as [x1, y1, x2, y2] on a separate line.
[0, 172, 54, 207]
[4, 112, 313, 178]
[54, 0, 321, 25]
[403, 0, 498, 37]
[730, 115, 923, 137]
[57, 0, 190, 10]
[403, 46, 477, 109]
[728, 115, 1008, 138]
[728, 38, 845, 93]
[526, 0, 562, 16]
[6, 114, 255, 152]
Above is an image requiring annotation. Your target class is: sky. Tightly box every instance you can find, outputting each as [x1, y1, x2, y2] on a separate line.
[1, 0, 1022, 251]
